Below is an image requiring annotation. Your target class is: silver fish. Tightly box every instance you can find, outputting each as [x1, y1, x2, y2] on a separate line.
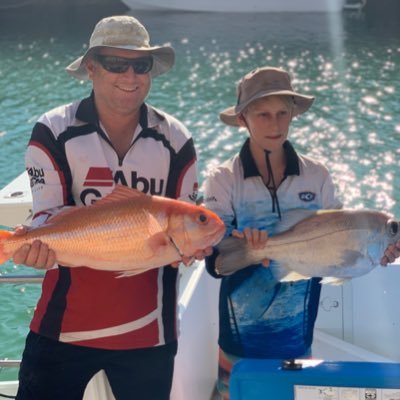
[215, 209, 400, 284]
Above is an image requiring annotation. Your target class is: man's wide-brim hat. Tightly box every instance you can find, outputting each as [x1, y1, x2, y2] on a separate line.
[66, 15, 175, 80]
[220, 67, 315, 126]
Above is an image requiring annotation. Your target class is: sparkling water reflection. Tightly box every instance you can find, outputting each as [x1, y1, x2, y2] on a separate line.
[0, 5, 399, 379]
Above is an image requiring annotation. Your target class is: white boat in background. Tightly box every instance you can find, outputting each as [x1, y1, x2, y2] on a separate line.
[0, 172, 399, 399]
[121, 0, 349, 13]
[0, 0, 34, 9]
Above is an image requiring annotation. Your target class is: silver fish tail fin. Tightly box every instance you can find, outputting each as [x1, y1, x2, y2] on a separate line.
[215, 237, 263, 275]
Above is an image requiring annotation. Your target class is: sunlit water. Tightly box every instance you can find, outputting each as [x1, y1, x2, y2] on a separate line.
[0, 5, 399, 380]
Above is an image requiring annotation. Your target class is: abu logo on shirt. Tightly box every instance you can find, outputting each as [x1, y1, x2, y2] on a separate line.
[83, 167, 113, 187]
[80, 167, 165, 205]
[299, 191, 316, 202]
[27, 167, 45, 187]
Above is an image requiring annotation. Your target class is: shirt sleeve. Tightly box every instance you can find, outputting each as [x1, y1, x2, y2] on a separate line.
[203, 166, 235, 278]
[203, 167, 236, 234]
[173, 138, 199, 204]
[163, 115, 199, 203]
[320, 168, 343, 210]
[25, 120, 72, 225]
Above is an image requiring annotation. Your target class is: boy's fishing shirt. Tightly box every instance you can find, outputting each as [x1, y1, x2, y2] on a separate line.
[204, 139, 342, 358]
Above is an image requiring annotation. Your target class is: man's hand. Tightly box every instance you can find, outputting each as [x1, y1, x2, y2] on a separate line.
[12, 225, 56, 270]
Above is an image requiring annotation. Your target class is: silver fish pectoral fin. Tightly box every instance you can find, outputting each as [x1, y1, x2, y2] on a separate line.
[340, 249, 365, 266]
[338, 248, 378, 278]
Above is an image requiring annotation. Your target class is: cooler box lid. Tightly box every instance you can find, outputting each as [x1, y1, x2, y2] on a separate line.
[230, 359, 400, 400]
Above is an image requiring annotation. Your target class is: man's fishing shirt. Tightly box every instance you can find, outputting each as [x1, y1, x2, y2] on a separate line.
[204, 139, 342, 358]
[25, 94, 198, 349]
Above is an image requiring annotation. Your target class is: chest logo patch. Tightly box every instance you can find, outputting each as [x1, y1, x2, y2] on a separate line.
[299, 191, 316, 202]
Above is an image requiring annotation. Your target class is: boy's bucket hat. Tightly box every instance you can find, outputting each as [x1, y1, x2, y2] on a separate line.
[220, 67, 315, 126]
[66, 15, 175, 80]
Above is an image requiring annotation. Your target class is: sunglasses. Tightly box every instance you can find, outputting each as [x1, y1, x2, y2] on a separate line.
[94, 55, 153, 74]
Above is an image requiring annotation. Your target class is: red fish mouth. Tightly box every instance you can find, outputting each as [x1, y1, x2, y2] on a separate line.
[177, 227, 225, 257]
[206, 227, 226, 247]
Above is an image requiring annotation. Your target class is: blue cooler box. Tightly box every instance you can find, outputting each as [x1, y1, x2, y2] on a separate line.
[230, 359, 400, 400]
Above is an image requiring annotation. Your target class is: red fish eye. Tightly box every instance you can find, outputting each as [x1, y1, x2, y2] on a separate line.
[198, 213, 208, 224]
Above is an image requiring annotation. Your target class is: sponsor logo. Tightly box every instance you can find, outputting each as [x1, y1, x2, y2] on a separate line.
[80, 167, 165, 205]
[364, 389, 377, 400]
[27, 167, 45, 187]
[83, 167, 113, 187]
[299, 191, 316, 202]
[189, 182, 198, 202]
[204, 196, 217, 203]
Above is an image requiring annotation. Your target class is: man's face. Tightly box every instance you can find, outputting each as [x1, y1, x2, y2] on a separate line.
[85, 48, 152, 117]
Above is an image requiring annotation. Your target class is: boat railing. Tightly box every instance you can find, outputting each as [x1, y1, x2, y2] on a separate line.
[0, 361, 20, 369]
[0, 275, 44, 284]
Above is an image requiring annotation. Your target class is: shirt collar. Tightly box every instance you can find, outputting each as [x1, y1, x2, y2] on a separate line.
[239, 138, 300, 179]
[76, 91, 99, 126]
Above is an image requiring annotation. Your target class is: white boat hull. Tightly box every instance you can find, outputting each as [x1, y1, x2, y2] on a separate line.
[121, 0, 346, 13]
[0, 172, 31, 228]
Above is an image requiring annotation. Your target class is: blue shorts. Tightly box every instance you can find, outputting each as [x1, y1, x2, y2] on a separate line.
[16, 331, 177, 400]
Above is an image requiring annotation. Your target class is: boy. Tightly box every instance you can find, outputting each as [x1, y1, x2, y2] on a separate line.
[204, 66, 400, 399]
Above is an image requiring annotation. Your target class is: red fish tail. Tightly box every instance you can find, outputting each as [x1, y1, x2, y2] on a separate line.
[0, 230, 13, 264]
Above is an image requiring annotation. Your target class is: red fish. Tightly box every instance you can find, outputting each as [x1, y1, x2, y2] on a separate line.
[0, 185, 226, 275]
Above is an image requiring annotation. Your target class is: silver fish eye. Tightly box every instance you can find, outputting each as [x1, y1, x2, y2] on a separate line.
[387, 220, 398, 236]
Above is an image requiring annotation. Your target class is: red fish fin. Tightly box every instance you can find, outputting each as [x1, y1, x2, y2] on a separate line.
[46, 206, 79, 224]
[116, 268, 153, 278]
[47, 186, 146, 223]
[148, 232, 172, 256]
[94, 185, 147, 207]
[0, 230, 14, 264]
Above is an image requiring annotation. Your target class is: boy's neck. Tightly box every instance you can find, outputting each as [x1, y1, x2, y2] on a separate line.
[250, 141, 286, 187]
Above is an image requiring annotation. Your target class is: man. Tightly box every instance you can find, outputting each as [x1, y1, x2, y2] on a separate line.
[13, 15, 211, 400]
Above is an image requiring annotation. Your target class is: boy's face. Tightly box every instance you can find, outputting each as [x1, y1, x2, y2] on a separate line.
[239, 96, 292, 152]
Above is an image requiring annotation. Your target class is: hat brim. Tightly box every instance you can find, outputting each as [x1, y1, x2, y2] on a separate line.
[220, 90, 315, 127]
[65, 45, 175, 80]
